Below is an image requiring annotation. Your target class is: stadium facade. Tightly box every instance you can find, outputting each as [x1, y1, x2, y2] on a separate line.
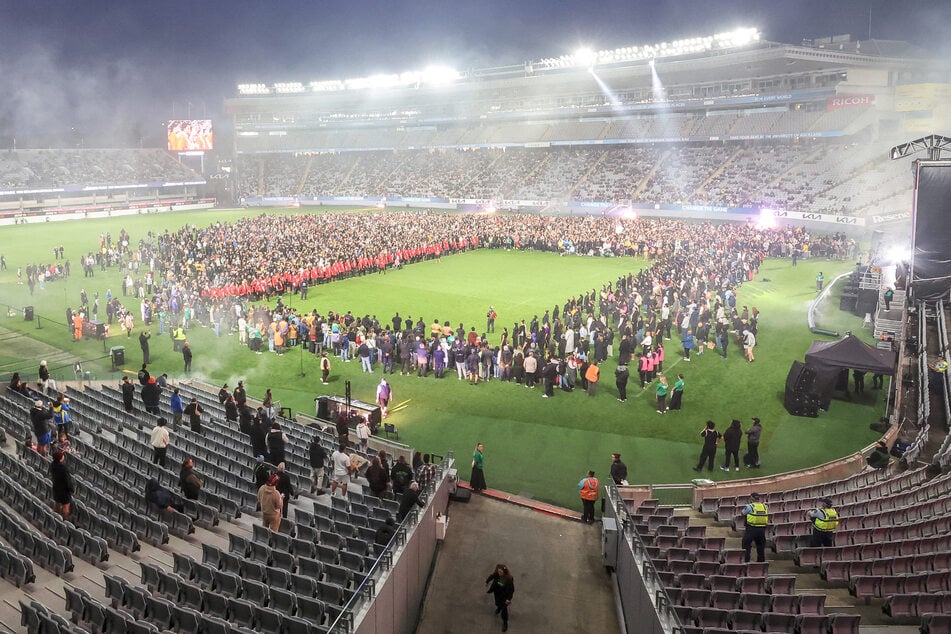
[224, 30, 949, 228]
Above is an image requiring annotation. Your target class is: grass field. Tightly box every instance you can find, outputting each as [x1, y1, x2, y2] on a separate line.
[0, 209, 884, 509]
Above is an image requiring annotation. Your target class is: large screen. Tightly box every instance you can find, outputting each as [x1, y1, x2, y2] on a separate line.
[167, 119, 214, 151]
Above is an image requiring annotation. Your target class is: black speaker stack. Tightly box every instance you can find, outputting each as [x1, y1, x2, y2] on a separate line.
[784, 361, 820, 417]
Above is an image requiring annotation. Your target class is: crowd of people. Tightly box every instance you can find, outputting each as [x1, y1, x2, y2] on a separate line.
[0, 148, 199, 191]
[236, 142, 910, 218]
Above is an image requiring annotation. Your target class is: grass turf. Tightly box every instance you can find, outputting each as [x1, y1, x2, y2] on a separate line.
[0, 209, 884, 509]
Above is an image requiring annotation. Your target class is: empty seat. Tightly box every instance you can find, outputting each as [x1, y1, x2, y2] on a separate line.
[710, 590, 740, 610]
[241, 578, 269, 607]
[255, 606, 283, 634]
[739, 592, 771, 613]
[268, 587, 298, 615]
[766, 575, 796, 594]
[145, 596, 176, 631]
[761, 612, 797, 633]
[770, 593, 799, 614]
[796, 614, 831, 634]
[296, 595, 326, 625]
[727, 609, 761, 631]
[827, 613, 861, 634]
[681, 588, 711, 608]
[798, 594, 826, 615]
[202, 590, 230, 621]
[693, 607, 729, 629]
[226, 598, 257, 630]
[201, 615, 233, 634]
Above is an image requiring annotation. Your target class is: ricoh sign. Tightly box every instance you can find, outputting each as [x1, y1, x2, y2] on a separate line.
[827, 95, 876, 111]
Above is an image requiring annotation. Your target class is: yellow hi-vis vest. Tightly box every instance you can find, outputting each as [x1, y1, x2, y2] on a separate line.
[813, 508, 839, 532]
[745, 502, 769, 527]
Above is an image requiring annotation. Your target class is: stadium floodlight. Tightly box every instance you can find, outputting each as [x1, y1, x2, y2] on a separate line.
[573, 47, 597, 69]
[420, 65, 461, 86]
[537, 27, 760, 70]
[237, 83, 270, 95]
[274, 82, 306, 94]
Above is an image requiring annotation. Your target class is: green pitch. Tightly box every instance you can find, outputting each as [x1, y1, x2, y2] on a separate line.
[0, 209, 883, 509]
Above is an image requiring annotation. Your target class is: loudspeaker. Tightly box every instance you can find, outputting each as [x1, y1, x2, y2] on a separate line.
[450, 488, 472, 503]
[110, 346, 125, 366]
[856, 289, 878, 316]
[317, 397, 330, 420]
[23, 306, 34, 321]
[784, 361, 820, 417]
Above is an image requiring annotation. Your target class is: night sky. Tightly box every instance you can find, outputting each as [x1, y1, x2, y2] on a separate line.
[0, 0, 947, 148]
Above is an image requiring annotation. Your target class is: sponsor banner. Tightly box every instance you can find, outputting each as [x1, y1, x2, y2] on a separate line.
[827, 94, 876, 111]
[870, 211, 911, 225]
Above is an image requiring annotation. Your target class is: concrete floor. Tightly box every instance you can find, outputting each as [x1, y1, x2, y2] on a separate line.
[416, 494, 620, 634]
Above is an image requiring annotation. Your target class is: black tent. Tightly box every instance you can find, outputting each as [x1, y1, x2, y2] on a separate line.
[803, 334, 896, 406]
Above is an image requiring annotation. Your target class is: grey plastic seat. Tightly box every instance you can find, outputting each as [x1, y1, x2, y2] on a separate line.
[178, 581, 204, 612]
[214, 570, 242, 598]
[271, 549, 296, 573]
[268, 587, 297, 616]
[255, 606, 283, 634]
[298, 557, 324, 581]
[241, 578, 269, 607]
[226, 598, 257, 630]
[173, 605, 202, 634]
[296, 595, 326, 626]
[219, 552, 243, 576]
[202, 591, 230, 621]
[102, 573, 128, 609]
[145, 596, 176, 631]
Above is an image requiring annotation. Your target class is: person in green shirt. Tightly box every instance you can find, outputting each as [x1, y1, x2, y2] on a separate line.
[471, 443, 486, 492]
[655, 373, 669, 414]
[669, 373, 685, 410]
[816, 271, 824, 293]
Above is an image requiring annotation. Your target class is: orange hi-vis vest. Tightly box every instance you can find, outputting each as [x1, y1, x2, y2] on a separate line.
[580, 477, 599, 500]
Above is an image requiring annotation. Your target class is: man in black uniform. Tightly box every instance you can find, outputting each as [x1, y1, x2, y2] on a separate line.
[120, 376, 136, 413]
[610, 453, 628, 485]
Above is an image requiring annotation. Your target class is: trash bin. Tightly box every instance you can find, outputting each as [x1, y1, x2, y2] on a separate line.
[110, 346, 125, 367]
[23, 306, 34, 321]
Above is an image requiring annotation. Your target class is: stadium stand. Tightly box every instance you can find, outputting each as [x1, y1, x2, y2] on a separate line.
[236, 141, 912, 218]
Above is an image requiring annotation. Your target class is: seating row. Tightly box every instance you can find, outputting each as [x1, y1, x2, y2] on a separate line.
[64, 437, 192, 539]
[850, 570, 951, 599]
[882, 591, 951, 618]
[0, 449, 141, 555]
[0, 472, 94, 570]
[677, 610, 860, 634]
[23, 437, 177, 543]
[796, 536, 951, 568]
[668, 586, 824, 614]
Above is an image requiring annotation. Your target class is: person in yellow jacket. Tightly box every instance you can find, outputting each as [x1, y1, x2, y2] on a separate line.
[742, 492, 768, 562]
[806, 497, 838, 548]
[578, 470, 600, 524]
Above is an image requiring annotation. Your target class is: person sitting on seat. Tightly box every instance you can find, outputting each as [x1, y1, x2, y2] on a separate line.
[866, 440, 891, 470]
[145, 478, 185, 513]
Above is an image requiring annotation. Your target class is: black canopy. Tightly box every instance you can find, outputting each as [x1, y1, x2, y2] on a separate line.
[805, 334, 896, 376]
[803, 334, 896, 405]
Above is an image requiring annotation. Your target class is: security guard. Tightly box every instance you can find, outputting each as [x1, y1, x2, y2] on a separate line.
[172, 326, 187, 352]
[806, 497, 839, 547]
[742, 492, 768, 562]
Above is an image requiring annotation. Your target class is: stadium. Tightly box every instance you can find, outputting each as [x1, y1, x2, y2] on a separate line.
[1, 18, 951, 634]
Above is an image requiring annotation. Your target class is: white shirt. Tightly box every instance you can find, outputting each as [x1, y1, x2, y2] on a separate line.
[332, 450, 351, 476]
[150, 426, 170, 448]
[356, 422, 370, 441]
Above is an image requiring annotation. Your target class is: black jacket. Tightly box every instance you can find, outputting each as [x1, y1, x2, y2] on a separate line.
[50, 459, 74, 504]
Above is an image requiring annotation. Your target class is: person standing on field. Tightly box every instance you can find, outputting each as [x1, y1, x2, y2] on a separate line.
[470, 443, 487, 492]
[578, 470, 600, 524]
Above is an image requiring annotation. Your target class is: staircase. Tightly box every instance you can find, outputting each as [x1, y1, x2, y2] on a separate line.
[874, 288, 905, 340]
